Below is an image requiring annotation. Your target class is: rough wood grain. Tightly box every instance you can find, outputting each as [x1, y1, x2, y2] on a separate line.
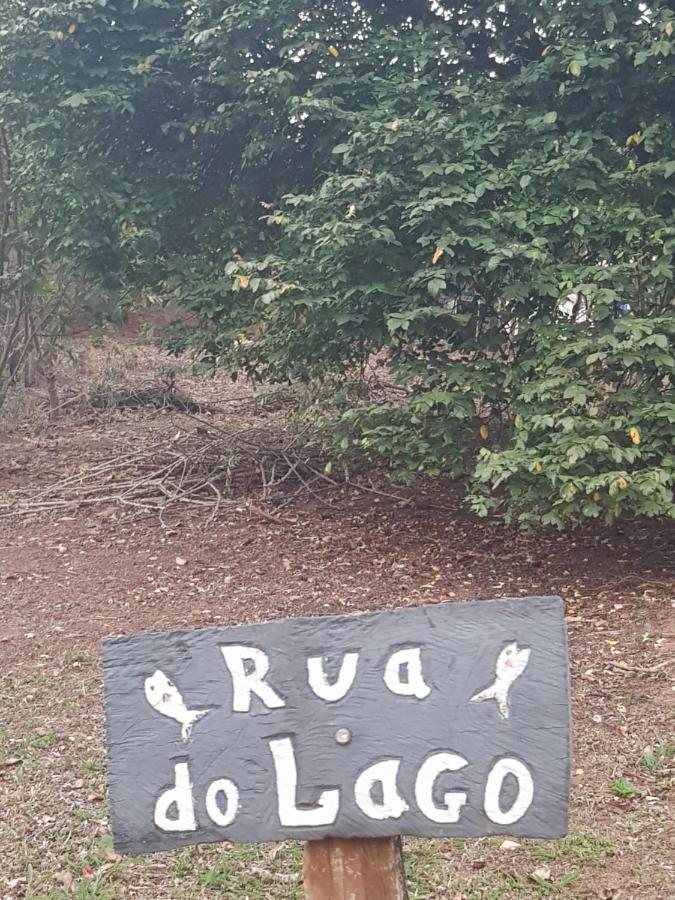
[303, 837, 408, 900]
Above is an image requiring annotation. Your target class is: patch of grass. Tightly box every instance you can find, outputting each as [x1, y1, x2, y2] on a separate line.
[610, 778, 638, 799]
[530, 870, 581, 894]
[406, 838, 586, 899]
[530, 832, 615, 865]
[82, 758, 104, 776]
[70, 808, 89, 823]
[28, 730, 58, 751]
[63, 649, 87, 665]
[405, 839, 450, 899]
[640, 741, 674, 772]
[198, 849, 301, 898]
[444, 870, 531, 900]
[169, 843, 304, 899]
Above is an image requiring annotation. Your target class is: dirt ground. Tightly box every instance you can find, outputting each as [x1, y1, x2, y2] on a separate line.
[0, 339, 673, 899]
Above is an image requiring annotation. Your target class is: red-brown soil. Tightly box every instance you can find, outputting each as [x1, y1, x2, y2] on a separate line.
[0, 340, 673, 899]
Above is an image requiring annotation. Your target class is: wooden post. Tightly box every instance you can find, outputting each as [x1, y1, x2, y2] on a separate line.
[303, 836, 408, 900]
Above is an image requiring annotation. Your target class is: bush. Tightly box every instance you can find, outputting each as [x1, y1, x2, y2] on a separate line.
[2, 1, 673, 525]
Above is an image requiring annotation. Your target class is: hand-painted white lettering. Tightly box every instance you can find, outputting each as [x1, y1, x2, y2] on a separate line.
[354, 759, 409, 820]
[220, 646, 285, 712]
[154, 762, 196, 832]
[269, 738, 340, 827]
[414, 752, 469, 823]
[307, 652, 359, 702]
[484, 757, 534, 825]
[205, 778, 240, 827]
[383, 647, 431, 699]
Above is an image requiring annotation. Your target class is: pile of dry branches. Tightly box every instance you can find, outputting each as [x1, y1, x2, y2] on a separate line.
[0, 425, 349, 523]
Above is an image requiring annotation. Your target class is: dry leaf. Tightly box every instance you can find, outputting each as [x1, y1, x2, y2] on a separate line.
[328, 46, 339, 57]
[175, 556, 187, 567]
[531, 865, 552, 882]
[0, 756, 22, 768]
[54, 870, 75, 890]
[500, 839, 520, 850]
[432, 247, 444, 264]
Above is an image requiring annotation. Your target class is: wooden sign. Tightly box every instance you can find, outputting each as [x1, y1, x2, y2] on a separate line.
[102, 595, 570, 855]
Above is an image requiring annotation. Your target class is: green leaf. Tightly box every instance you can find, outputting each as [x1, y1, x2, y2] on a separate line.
[60, 93, 90, 108]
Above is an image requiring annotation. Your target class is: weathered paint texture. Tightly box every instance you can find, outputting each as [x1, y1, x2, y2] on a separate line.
[102, 595, 571, 854]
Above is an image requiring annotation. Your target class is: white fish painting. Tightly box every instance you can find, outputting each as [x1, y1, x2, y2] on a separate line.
[144, 670, 209, 741]
[470, 642, 531, 720]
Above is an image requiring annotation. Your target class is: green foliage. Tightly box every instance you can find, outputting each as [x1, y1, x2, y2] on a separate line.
[470, 316, 675, 526]
[609, 778, 638, 799]
[639, 741, 675, 771]
[1, 1, 673, 525]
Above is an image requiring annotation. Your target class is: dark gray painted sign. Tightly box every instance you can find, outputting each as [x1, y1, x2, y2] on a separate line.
[102, 595, 570, 854]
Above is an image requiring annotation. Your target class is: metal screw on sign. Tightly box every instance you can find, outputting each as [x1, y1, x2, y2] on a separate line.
[335, 727, 352, 746]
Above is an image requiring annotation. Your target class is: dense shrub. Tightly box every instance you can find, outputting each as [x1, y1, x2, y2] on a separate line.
[1, 1, 673, 524]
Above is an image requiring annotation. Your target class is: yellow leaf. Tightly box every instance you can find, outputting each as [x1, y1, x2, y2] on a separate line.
[432, 247, 444, 265]
[346, 204, 356, 219]
[534, 460, 542, 474]
[514, 413, 523, 429]
[617, 476, 628, 491]
[606, 640, 619, 646]
[629, 426, 641, 445]
[328, 45, 339, 58]
[68, 24, 77, 34]
[541, 46, 551, 57]
[388, 120, 400, 132]
[592, 491, 601, 502]
[617, 660, 629, 669]
[175, 556, 187, 567]
[625, 131, 641, 146]
[479, 425, 489, 440]
[665, 21, 673, 37]
[238, 275, 250, 289]
[189, 125, 198, 135]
